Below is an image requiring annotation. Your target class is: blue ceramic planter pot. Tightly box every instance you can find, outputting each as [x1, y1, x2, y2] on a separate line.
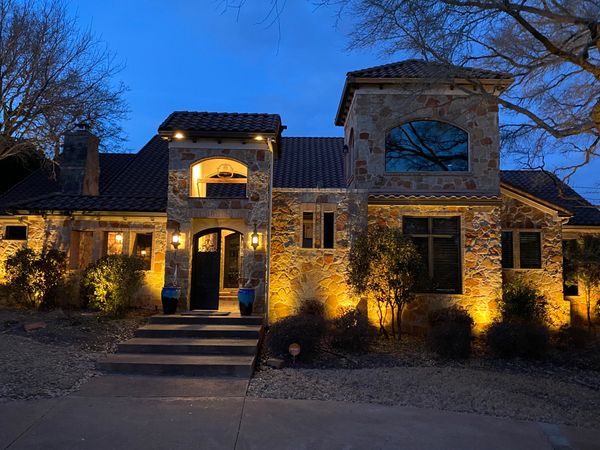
[161, 286, 181, 314]
[238, 288, 255, 316]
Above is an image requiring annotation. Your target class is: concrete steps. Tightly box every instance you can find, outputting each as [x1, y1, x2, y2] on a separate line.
[97, 313, 263, 378]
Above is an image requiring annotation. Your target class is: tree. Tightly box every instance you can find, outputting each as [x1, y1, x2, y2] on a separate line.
[0, 0, 128, 161]
[347, 225, 423, 339]
[565, 236, 600, 328]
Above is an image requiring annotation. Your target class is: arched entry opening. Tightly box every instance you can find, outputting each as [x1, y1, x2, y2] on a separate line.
[191, 228, 243, 310]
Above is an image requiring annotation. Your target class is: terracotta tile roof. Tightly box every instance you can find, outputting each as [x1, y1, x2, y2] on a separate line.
[158, 112, 282, 135]
[274, 137, 345, 189]
[348, 60, 513, 81]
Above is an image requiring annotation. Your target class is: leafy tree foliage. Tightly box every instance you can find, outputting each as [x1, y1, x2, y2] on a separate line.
[564, 236, 600, 328]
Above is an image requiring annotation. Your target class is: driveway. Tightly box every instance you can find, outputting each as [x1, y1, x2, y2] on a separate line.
[1, 375, 598, 449]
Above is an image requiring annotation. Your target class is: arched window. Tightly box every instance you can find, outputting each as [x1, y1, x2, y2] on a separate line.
[385, 120, 468, 172]
[190, 158, 248, 198]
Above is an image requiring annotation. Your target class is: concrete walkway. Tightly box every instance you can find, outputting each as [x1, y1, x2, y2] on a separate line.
[1, 375, 599, 449]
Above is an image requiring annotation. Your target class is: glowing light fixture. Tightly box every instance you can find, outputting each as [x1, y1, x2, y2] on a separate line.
[140, 249, 147, 257]
[251, 224, 259, 251]
[254, 135, 264, 141]
[174, 131, 185, 140]
[217, 163, 234, 178]
[171, 230, 181, 249]
[115, 232, 123, 243]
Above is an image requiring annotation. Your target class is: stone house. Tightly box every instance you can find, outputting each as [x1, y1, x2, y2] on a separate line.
[1, 60, 599, 330]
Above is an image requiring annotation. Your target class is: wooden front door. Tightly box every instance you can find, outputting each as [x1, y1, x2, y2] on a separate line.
[223, 232, 241, 288]
[191, 229, 221, 310]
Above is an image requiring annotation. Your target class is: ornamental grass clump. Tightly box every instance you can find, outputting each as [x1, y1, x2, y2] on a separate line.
[82, 255, 145, 317]
[329, 307, 376, 353]
[4, 248, 67, 309]
[266, 313, 327, 360]
[427, 306, 474, 359]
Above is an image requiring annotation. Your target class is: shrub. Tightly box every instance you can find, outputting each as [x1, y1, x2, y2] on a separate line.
[266, 314, 327, 360]
[296, 298, 326, 318]
[4, 248, 67, 308]
[500, 278, 548, 324]
[427, 306, 474, 359]
[82, 255, 145, 317]
[329, 308, 376, 352]
[486, 321, 549, 358]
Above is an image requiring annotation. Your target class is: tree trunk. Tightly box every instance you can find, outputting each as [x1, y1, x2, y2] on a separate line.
[396, 304, 403, 340]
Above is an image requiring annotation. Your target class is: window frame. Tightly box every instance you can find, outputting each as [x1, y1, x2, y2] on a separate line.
[189, 157, 248, 199]
[300, 205, 337, 250]
[3, 225, 27, 241]
[501, 229, 542, 270]
[132, 232, 153, 271]
[384, 119, 471, 174]
[403, 216, 462, 294]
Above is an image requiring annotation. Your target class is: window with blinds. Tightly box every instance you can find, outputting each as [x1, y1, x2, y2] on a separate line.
[501, 230, 541, 269]
[501, 231, 514, 268]
[403, 216, 461, 293]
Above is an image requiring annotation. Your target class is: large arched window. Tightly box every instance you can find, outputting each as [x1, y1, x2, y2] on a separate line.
[385, 120, 468, 172]
[190, 158, 248, 198]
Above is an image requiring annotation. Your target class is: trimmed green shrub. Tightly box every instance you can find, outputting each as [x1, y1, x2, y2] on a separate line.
[329, 308, 376, 352]
[82, 255, 145, 317]
[500, 278, 548, 324]
[427, 306, 474, 359]
[486, 321, 549, 358]
[4, 248, 67, 308]
[296, 298, 326, 318]
[266, 314, 327, 360]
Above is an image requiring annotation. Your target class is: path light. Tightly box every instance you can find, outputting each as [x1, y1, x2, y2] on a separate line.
[251, 224, 259, 251]
[171, 230, 181, 250]
[115, 232, 123, 243]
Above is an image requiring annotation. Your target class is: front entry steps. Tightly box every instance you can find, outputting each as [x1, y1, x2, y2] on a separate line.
[97, 313, 263, 378]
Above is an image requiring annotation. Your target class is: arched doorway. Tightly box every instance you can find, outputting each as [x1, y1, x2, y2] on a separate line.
[190, 228, 242, 310]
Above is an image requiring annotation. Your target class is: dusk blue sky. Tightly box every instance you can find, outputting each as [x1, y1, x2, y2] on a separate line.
[68, 1, 599, 201]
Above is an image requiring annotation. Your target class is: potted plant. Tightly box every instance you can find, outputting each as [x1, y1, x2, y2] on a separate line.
[238, 279, 255, 316]
[161, 265, 181, 314]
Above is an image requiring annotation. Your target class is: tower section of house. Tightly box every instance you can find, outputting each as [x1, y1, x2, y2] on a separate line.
[336, 60, 514, 330]
[159, 112, 283, 312]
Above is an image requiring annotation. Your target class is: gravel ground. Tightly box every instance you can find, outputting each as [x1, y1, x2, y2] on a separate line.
[0, 308, 148, 401]
[249, 336, 600, 428]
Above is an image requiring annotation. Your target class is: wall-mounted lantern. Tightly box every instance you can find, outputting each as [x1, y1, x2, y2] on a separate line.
[251, 224, 259, 251]
[171, 230, 181, 250]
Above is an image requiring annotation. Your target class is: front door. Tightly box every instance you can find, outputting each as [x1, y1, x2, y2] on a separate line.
[191, 229, 221, 310]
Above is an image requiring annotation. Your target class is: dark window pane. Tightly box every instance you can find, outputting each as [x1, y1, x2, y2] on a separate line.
[519, 232, 541, 269]
[432, 236, 461, 292]
[302, 212, 314, 248]
[501, 231, 514, 268]
[205, 183, 246, 198]
[563, 240, 579, 296]
[323, 212, 334, 249]
[133, 233, 152, 270]
[403, 217, 429, 234]
[385, 120, 468, 172]
[411, 237, 430, 291]
[432, 217, 460, 234]
[5, 225, 27, 240]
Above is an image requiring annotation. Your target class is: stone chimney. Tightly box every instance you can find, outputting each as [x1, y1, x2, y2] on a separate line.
[60, 124, 100, 196]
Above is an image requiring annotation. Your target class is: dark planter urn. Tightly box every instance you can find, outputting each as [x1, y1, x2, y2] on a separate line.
[161, 286, 181, 314]
[237, 287, 255, 316]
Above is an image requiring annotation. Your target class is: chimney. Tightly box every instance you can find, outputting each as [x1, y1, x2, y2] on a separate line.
[60, 124, 100, 196]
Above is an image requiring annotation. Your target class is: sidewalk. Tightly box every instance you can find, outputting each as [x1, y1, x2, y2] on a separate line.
[1, 375, 598, 449]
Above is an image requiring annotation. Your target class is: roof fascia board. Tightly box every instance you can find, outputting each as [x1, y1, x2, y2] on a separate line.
[500, 183, 572, 216]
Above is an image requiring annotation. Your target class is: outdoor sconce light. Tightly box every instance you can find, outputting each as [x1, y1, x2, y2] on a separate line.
[171, 230, 181, 250]
[115, 232, 123, 243]
[254, 135, 264, 141]
[173, 131, 185, 140]
[140, 249, 147, 257]
[251, 224, 259, 251]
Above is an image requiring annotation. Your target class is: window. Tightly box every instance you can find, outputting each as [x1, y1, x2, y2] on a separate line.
[302, 212, 314, 248]
[323, 212, 335, 249]
[501, 230, 541, 269]
[563, 240, 579, 296]
[403, 216, 461, 293]
[104, 231, 124, 256]
[386, 120, 468, 172]
[190, 158, 247, 198]
[4, 225, 27, 240]
[133, 233, 152, 270]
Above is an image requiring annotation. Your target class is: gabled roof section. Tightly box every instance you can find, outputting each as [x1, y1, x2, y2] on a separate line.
[274, 137, 345, 189]
[158, 111, 282, 138]
[500, 170, 600, 226]
[336, 59, 513, 126]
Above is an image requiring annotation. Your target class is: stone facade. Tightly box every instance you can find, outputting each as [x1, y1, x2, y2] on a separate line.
[165, 140, 272, 311]
[268, 189, 367, 321]
[500, 193, 570, 328]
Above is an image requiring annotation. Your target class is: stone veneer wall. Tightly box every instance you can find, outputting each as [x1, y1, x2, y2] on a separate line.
[165, 142, 272, 312]
[368, 203, 503, 332]
[0, 215, 166, 307]
[345, 89, 501, 195]
[268, 189, 367, 322]
[500, 194, 570, 328]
